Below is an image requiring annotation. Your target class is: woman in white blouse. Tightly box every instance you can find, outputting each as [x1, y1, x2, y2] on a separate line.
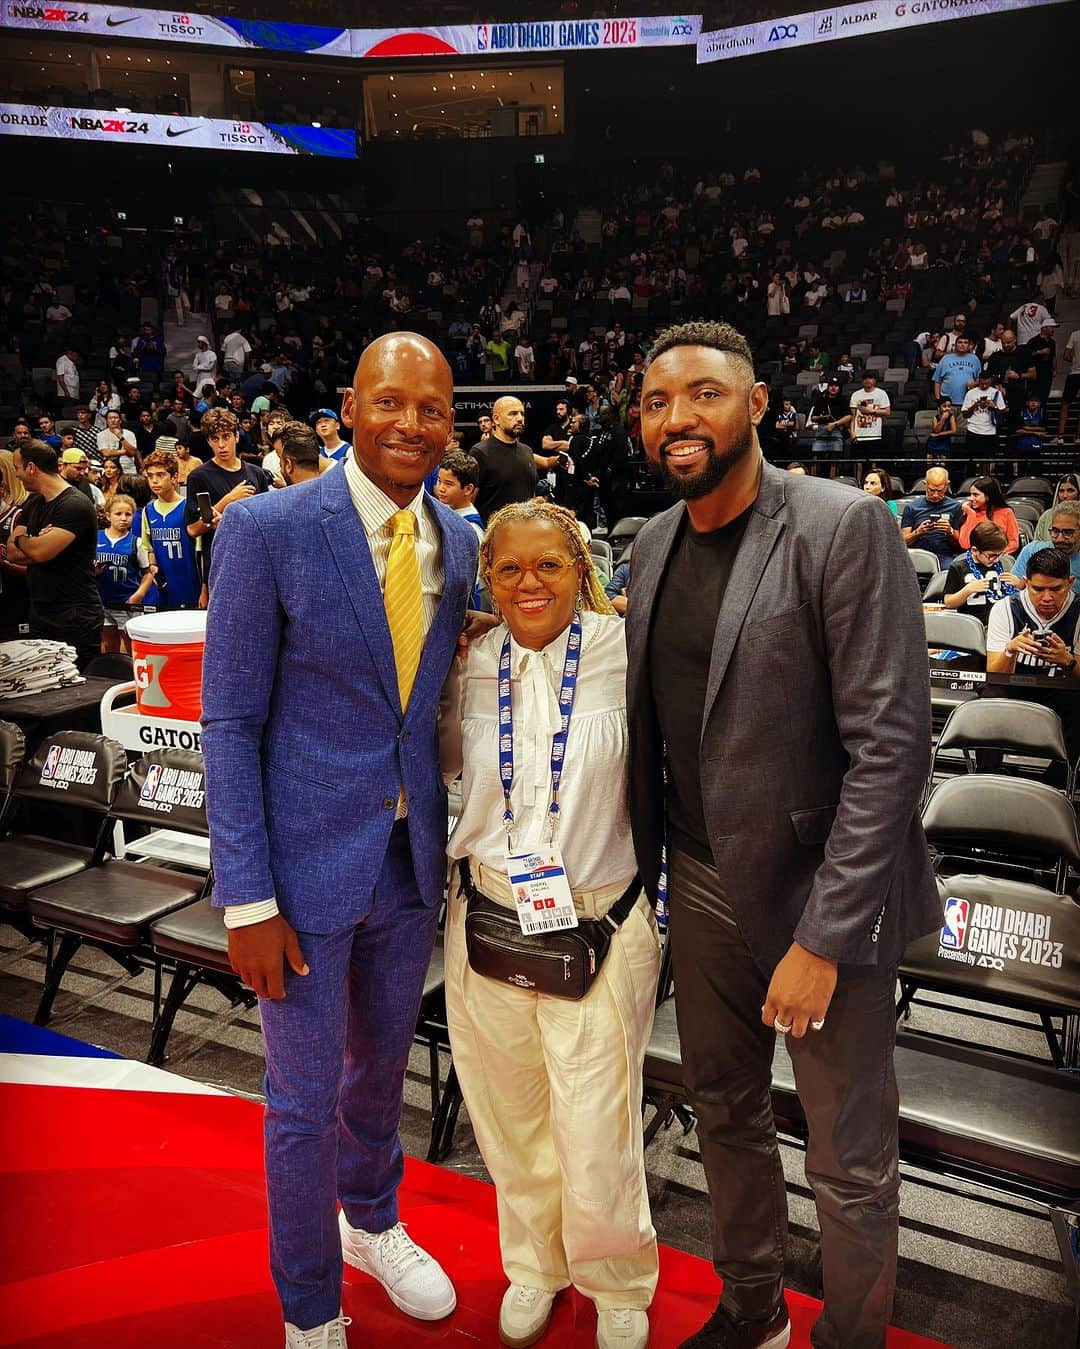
[443, 500, 661, 1349]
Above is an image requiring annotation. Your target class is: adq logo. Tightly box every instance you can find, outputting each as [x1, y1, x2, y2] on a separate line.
[769, 23, 799, 40]
[671, 18, 694, 35]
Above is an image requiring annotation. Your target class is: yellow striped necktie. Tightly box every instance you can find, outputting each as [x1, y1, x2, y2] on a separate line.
[384, 508, 424, 711]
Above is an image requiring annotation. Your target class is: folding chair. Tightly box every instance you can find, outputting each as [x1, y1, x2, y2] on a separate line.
[931, 698, 1073, 795]
[26, 748, 210, 1027]
[0, 731, 127, 943]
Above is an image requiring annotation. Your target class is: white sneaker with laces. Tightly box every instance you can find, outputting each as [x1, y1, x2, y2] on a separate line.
[596, 1307, 649, 1349]
[283, 1312, 351, 1349]
[498, 1284, 556, 1347]
[338, 1212, 456, 1320]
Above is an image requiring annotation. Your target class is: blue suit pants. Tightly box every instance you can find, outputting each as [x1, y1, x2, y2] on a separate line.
[259, 820, 440, 1329]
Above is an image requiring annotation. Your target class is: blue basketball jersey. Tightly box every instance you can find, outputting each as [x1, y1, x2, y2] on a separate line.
[96, 528, 142, 607]
[142, 497, 201, 608]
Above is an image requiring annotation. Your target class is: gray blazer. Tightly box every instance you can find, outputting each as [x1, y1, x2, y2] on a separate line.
[626, 460, 942, 973]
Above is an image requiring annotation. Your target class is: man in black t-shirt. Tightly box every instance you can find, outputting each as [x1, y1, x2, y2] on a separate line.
[9, 439, 104, 668]
[541, 399, 575, 506]
[184, 406, 272, 599]
[472, 396, 548, 521]
[985, 329, 1036, 434]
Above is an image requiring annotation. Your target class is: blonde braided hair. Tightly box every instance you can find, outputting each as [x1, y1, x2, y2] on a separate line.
[479, 499, 616, 617]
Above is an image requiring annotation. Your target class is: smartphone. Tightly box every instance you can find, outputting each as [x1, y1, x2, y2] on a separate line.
[196, 491, 214, 525]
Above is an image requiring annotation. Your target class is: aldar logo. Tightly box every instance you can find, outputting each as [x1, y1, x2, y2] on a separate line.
[476, 23, 490, 50]
[769, 23, 799, 41]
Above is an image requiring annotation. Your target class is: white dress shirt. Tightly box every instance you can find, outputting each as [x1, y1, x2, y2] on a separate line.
[447, 610, 637, 893]
[224, 457, 445, 928]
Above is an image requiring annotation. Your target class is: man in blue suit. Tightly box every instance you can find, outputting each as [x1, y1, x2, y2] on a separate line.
[201, 333, 478, 1348]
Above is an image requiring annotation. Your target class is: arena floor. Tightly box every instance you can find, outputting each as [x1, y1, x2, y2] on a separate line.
[0, 930, 1071, 1348]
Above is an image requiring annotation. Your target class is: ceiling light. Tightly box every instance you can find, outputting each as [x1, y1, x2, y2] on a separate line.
[547, 85, 552, 91]
[389, 74, 394, 81]
[432, 85, 437, 92]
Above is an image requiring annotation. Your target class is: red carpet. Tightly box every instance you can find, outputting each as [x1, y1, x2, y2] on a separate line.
[0, 1032, 952, 1348]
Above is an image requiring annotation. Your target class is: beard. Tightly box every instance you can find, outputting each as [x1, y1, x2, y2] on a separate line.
[657, 416, 754, 501]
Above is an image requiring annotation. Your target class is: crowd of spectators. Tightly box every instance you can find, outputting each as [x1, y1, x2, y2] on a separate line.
[1, 129, 1076, 661]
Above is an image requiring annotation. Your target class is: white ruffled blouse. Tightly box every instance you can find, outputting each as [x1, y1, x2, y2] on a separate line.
[445, 610, 637, 892]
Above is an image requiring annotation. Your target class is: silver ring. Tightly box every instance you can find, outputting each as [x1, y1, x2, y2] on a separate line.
[773, 1016, 793, 1034]
[811, 1018, 826, 1031]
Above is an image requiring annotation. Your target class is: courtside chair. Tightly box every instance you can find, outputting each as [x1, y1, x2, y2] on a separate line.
[0, 730, 126, 945]
[902, 774, 1080, 1067]
[930, 698, 1072, 797]
[26, 748, 208, 1027]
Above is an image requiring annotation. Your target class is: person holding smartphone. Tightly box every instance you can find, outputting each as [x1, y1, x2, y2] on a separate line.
[184, 406, 273, 600]
[987, 548, 1080, 679]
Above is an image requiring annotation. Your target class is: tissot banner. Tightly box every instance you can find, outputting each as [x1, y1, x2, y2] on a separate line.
[0, 4, 701, 55]
[696, 0, 1066, 64]
[0, 104, 358, 157]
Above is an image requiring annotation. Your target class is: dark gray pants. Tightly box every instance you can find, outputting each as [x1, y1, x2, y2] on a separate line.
[668, 848, 900, 1349]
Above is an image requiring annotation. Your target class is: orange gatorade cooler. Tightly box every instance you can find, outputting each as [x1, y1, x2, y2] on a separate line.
[127, 611, 208, 722]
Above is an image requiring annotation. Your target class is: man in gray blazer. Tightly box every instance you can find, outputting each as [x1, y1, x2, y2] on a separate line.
[626, 320, 942, 1349]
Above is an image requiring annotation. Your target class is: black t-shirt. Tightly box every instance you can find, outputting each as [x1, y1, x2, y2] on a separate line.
[183, 460, 272, 574]
[472, 436, 538, 522]
[648, 506, 753, 861]
[943, 554, 1008, 624]
[807, 392, 848, 425]
[20, 486, 104, 622]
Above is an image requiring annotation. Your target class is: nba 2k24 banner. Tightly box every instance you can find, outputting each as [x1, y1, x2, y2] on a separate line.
[697, 0, 1069, 64]
[0, 4, 701, 56]
[0, 105, 358, 157]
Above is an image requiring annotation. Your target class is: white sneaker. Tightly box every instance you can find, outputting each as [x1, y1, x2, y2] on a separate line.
[499, 1284, 556, 1348]
[596, 1307, 649, 1349]
[284, 1313, 351, 1349]
[338, 1212, 456, 1320]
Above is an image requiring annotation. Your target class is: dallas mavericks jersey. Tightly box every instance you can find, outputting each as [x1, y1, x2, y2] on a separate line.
[322, 442, 351, 464]
[96, 528, 141, 607]
[143, 498, 201, 607]
[1006, 594, 1080, 676]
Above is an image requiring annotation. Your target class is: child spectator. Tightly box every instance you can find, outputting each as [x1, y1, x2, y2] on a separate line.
[141, 450, 202, 610]
[943, 520, 1021, 623]
[96, 494, 152, 652]
[926, 398, 957, 461]
[434, 450, 484, 543]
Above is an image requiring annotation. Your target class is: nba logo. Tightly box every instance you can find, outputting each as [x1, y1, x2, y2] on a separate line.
[141, 764, 162, 802]
[41, 746, 61, 780]
[940, 897, 969, 950]
[477, 24, 489, 50]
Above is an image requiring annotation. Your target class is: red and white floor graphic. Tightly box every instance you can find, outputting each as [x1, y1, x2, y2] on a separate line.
[0, 1016, 950, 1347]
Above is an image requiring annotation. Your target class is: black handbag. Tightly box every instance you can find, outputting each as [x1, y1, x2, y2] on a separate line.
[460, 858, 642, 1000]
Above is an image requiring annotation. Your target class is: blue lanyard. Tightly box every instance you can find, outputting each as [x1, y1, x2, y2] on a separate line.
[498, 617, 582, 848]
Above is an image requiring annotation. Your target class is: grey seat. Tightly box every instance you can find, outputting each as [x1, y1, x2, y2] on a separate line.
[908, 548, 940, 593]
[922, 570, 948, 603]
[932, 698, 1072, 792]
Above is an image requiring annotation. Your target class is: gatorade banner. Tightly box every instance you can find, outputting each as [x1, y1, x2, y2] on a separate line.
[0, 104, 358, 157]
[0, 4, 701, 55]
[696, 0, 1067, 63]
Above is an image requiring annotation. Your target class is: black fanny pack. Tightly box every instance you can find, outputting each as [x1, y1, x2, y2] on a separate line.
[460, 857, 642, 1000]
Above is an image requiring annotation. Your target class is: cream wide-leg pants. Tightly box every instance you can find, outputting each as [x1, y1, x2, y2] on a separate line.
[444, 858, 661, 1311]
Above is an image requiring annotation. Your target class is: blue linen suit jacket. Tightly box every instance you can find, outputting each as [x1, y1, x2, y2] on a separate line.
[201, 467, 478, 933]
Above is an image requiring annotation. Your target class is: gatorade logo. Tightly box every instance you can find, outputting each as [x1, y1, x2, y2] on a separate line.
[133, 652, 171, 709]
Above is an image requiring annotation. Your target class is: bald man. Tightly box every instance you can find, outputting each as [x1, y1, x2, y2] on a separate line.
[900, 465, 964, 562]
[202, 333, 479, 1346]
[472, 394, 554, 521]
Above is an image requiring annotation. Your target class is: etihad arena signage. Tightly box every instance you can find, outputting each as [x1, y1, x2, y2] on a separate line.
[0, 104, 358, 156]
[0, 4, 701, 55]
[697, 0, 1068, 63]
